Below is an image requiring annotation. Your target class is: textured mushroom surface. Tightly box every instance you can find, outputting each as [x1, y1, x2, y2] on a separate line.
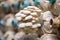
[15, 6, 42, 33]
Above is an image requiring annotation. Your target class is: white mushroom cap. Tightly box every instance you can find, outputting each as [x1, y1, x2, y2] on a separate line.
[24, 15, 33, 20]
[26, 6, 40, 10]
[24, 7, 28, 10]
[15, 13, 20, 17]
[32, 23, 41, 28]
[16, 17, 22, 21]
[18, 23, 26, 28]
[34, 9, 42, 12]
[30, 12, 37, 16]
[25, 22, 33, 27]
[32, 17, 38, 20]
[32, 20, 36, 23]
[18, 22, 33, 28]
[15, 13, 26, 18]
[22, 10, 31, 15]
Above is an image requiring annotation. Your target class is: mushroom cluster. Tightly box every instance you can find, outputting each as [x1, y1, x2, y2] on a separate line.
[15, 6, 42, 33]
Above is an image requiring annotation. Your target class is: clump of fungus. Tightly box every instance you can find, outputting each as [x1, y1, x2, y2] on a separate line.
[15, 6, 42, 33]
